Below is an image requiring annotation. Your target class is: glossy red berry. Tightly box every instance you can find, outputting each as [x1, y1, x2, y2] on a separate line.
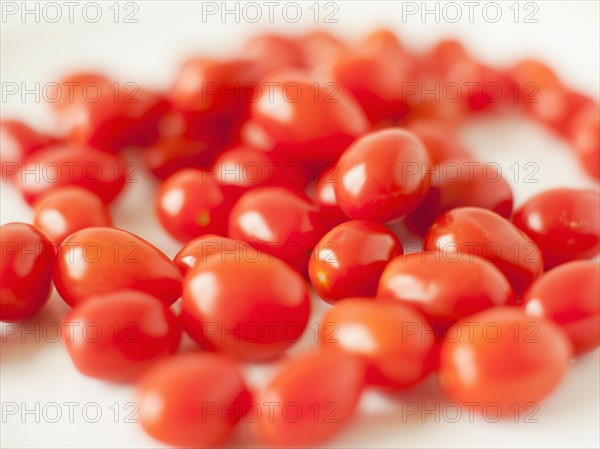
[1, 223, 55, 321]
[212, 146, 314, 196]
[357, 30, 420, 114]
[378, 252, 514, 330]
[182, 254, 310, 361]
[33, 186, 112, 244]
[254, 350, 365, 446]
[143, 133, 220, 180]
[334, 129, 430, 223]
[523, 261, 600, 355]
[138, 353, 251, 447]
[513, 188, 599, 269]
[170, 58, 257, 143]
[250, 77, 369, 162]
[54, 227, 182, 307]
[330, 54, 410, 125]
[54, 73, 169, 152]
[64, 291, 181, 382]
[439, 307, 572, 414]
[405, 157, 513, 236]
[309, 220, 401, 302]
[156, 169, 231, 242]
[15, 145, 127, 205]
[425, 207, 544, 298]
[228, 187, 323, 273]
[115, 88, 171, 148]
[320, 299, 434, 388]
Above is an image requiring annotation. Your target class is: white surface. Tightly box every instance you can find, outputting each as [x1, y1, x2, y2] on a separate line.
[1, 1, 600, 448]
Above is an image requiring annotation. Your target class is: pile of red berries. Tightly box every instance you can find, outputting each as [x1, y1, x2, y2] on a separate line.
[1, 30, 599, 447]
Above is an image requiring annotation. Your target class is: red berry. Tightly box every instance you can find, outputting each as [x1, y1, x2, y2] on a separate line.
[64, 291, 181, 382]
[54, 227, 182, 307]
[309, 220, 401, 302]
[182, 254, 310, 361]
[15, 145, 127, 205]
[1, 223, 55, 321]
[213, 146, 314, 196]
[55, 73, 168, 152]
[523, 261, 600, 355]
[378, 252, 514, 329]
[33, 186, 112, 244]
[170, 58, 257, 143]
[138, 353, 251, 447]
[405, 157, 513, 236]
[156, 169, 231, 242]
[143, 132, 220, 180]
[334, 129, 430, 223]
[425, 207, 544, 298]
[439, 308, 572, 415]
[513, 188, 599, 269]
[320, 299, 434, 388]
[330, 54, 410, 125]
[250, 77, 369, 162]
[228, 187, 323, 273]
[254, 350, 364, 446]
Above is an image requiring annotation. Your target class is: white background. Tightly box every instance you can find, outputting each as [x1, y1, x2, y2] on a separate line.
[1, 1, 599, 448]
